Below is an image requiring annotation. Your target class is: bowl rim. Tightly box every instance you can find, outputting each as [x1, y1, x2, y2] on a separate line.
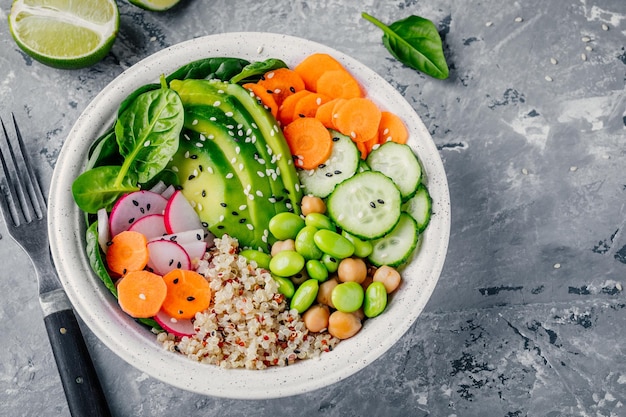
[47, 31, 450, 399]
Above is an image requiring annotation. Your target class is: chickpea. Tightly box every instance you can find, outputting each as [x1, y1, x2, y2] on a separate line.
[373, 265, 402, 293]
[302, 304, 330, 332]
[301, 195, 326, 216]
[337, 257, 367, 284]
[271, 239, 295, 256]
[328, 310, 362, 339]
[316, 276, 339, 308]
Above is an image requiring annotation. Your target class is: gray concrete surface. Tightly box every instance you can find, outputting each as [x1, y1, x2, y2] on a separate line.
[1, 0, 625, 416]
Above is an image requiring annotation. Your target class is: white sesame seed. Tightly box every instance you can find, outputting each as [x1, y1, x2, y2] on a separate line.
[192, 119, 198, 126]
[239, 205, 247, 211]
[616, 282, 623, 291]
[197, 203, 203, 211]
[219, 215, 225, 222]
[545, 75, 553, 82]
[581, 53, 587, 61]
[247, 224, 254, 230]
[257, 171, 265, 177]
[225, 173, 234, 179]
[184, 151, 190, 158]
[213, 100, 221, 107]
[139, 293, 146, 300]
[143, 140, 151, 147]
[581, 36, 591, 42]
[225, 112, 234, 117]
[256, 190, 263, 197]
[195, 142, 203, 147]
[550, 57, 558, 65]
[207, 167, 214, 174]
[514, 17, 523, 22]
[248, 194, 254, 200]
[569, 166, 577, 172]
[257, 46, 264, 53]
[235, 146, 241, 154]
[585, 45, 593, 51]
[172, 166, 179, 172]
[239, 163, 244, 171]
[485, 21, 493, 27]
[521, 168, 529, 175]
[553, 263, 561, 269]
[602, 23, 609, 31]
[199, 134, 206, 141]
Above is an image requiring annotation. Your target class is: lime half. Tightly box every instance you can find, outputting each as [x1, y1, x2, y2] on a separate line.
[128, 0, 181, 12]
[8, 0, 119, 69]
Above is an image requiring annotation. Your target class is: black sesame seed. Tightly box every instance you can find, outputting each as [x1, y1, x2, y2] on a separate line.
[202, 190, 207, 197]
[175, 185, 183, 190]
[169, 259, 174, 266]
[128, 217, 135, 224]
[239, 218, 246, 223]
[220, 202, 227, 207]
[188, 174, 196, 180]
[318, 163, 326, 168]
[132, 199, 139, 206]
[196, 233, 202, 241]
[123, 268, 127, 275]
[146, 203, 151, 211]
[187, 296, 196, 301]
[177, 261, 182, 268]
[199, 165, 203, 172]
[202, 222, 209, 227]
[190, 154, 198, 159]
[266, 89, 273, 94]
[140, 207, 145, 214]
[332, 136, 340, 142]
[377, 199, 385, 204]
[232, 211, 239, 216]
[106, 241, 113, 246]
[325, 172, 333, 177]
[334, 170, 342, 175]
[217, 225, 225, 229]
[370, 201, 376, 208]
[289, 86, 296, 93]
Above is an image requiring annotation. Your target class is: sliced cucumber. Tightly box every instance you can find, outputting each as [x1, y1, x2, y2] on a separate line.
[298, 130, 360, 198]
[368, 213, 419, 267]
[327, 171, 401, 240]
[402, 184, 432, 232]
[366, 141, 422, 201]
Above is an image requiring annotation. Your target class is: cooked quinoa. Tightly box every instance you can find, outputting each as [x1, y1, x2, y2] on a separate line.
[157, 235, 339, 369]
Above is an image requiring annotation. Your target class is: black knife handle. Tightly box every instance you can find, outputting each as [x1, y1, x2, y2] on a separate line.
[44, 309, 112, 417]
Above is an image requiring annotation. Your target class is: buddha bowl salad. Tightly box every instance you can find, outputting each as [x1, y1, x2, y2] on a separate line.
[72, 53, 432, 369]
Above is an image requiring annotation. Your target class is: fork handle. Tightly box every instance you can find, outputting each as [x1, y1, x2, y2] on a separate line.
[44, 309, 113, 417]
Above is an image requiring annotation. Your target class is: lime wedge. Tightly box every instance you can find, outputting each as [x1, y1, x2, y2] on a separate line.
[8, 0, 119, 69]
[128, 0, 181, 11]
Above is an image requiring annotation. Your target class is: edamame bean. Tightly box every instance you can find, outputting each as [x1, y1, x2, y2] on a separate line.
[321, 253, 339, 273]
[306, 259, 329, 282]
[290, 279, 319, 313]
[313, 229, 354, 259]
[272, 274, 295, 298]
[239, 249, 271, 270]
[363, 281, 387, 318]
[331, 281, 364, 313]
[341, 231, 373, 258]
[295, 226, 323, 260]
[269, 212, 305, 240]
[305, 213, 334, 231]
[269, 250, 305, 277]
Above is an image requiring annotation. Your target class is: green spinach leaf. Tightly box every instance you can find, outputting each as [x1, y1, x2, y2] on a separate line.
[166, 57, 251, 83]
[115, 77, 184, 184]
[86, 221, 117, 297]
[362, 12, 449, 79]
[72, 165, 139, 213]
[229, 58, 288, 84]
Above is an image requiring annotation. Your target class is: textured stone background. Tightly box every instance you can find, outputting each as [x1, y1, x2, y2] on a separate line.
[0, 0, 625, 416]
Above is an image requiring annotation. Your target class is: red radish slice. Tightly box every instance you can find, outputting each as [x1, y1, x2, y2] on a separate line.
[161, 184, 176, 200]
[97, 208, 110, 253]
[180, 240, 207, 264]
[164, 190, 204, 234]
[149, 228, 207, 244]
[146, 240, 190, 275]
[154, 309, 196, 337]
[128, 214, 167, 239]
[109, 190, 168, 237]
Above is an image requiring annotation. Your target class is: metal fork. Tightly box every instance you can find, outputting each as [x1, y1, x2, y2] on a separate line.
[0, 114, 112, 417]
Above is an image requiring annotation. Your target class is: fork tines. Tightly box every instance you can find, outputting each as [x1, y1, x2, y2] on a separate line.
[0, 114, 45, 227]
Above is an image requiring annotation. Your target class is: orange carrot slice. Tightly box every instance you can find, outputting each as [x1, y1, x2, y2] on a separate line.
[161, 269, 211, 320]
[316, 69, 363, 100]
[378, 111, 409, 145]
[329, 98, 348, 130]
[333, 98, 382, 142]
[283, 117, 333, 170]
[277, 90, 311, 126]
[294, 53, 346, 91]
[314, 98, 342, 129]
[257, 68, 305, 106]
[117, 270, 167, 318]
[293, 92, 331, 120]
[243, 82, 279, 118]
[361, 134, 380, 159]
[106, 230, 149, 276]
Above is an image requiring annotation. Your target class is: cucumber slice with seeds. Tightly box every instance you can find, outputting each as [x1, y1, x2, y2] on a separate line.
[402, 184, 432, 232]
[366, 141, 422, 201]
[327, 171, 401, 240]
[368, 212, 419, 267]
[298, 130, 360, 198]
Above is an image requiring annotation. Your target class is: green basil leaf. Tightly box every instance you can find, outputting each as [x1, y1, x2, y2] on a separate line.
[115, 85, 184, 184]
[362, 12, 449, 79]
[72, 166, 139, 213]
[229, 58, 288, 84]
[166, 57, 251, 83]
[86, 221, 117, 297]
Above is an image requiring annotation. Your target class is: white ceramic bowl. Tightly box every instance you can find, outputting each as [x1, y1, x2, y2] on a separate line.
[48, 32, 450, 399]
